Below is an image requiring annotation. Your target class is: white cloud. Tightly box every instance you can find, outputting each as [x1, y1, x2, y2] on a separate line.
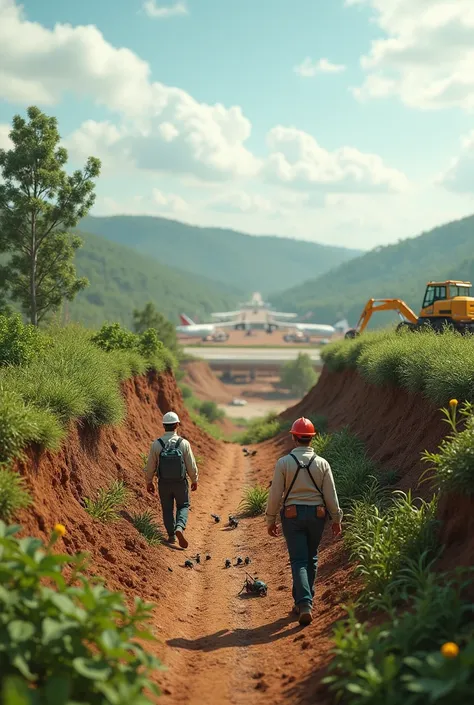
[294, 57, 346, 77]
[438, 131, 474, 193]
[0, 123, 12, 149]
[263, 126, 409, 193]
[208, 191, 275, 215]
[348, 0, 474, 110]
[152, 188, 189, 211]
[143, 1, 188, 19]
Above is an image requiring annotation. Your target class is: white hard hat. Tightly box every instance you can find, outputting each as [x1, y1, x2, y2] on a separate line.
[162, 411, 180, 424]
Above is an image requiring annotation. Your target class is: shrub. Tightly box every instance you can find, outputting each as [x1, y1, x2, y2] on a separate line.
[199, 400, 224, 423]
[422, 401, 474, 494]
[280, 352, 318, 396]
[0, 468, 31, 520]
[238, 412, 289, 444]
[84, 480, 130, 522]
[0, 313, 47, 367]
[91, 322, 138, 352]
[131, 511, 162, 546]
[189, 409, 223, 439]
[239, 485, 269, 516]
[344, 490, 439, 602]
[0, 521, 160, 704]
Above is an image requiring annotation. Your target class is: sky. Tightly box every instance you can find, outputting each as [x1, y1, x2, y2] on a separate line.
[1, 0, 474, 250]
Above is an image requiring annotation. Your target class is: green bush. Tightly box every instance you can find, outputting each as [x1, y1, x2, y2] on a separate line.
[344, 490, 438, 602]
[321, 329, 474, 404]
[0, 314, 47, 367]
[280, 352, 318, 396]
[91, 322, 137, 352]
[422, 401, 474, 494]
[189, 409, 223, 439]
[239, 485, 269, 516]
[84, 480, 130, 522]
[0, 521, 160, 704]
[91, 322, 176, 373]
[0, 468, 31, 520]
[199, 400, 224, 423]
[131, 511, 162, 546]
[238, 412, 289, 444]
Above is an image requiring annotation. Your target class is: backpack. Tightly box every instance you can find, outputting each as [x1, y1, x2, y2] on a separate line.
[156, 437, 186, 483]
[283, 453, 325, 505]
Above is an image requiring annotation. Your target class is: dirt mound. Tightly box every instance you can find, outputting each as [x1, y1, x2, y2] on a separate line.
[281, 366, 447, 491]
[182, 360, 233, 403]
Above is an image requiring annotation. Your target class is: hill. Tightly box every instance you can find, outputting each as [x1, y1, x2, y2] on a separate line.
[79, 214, 361, 295]
[272, 214, 474, 326]
[65, 231, 240, 328]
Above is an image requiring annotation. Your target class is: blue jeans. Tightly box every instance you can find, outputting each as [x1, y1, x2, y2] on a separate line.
[158, 480, 190, 537]
[281, 505, 326, 609]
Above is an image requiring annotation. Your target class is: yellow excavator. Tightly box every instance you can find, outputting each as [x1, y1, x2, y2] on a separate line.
[345, 280, 474, 339]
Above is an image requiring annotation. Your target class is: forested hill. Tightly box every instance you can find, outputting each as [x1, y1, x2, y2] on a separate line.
[67, 231, 240, 329]
[79, 214, 361, 294]
[271, 214, 474, 326]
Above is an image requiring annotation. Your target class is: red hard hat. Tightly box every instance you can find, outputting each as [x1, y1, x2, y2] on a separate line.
[290, 417, 316, 437]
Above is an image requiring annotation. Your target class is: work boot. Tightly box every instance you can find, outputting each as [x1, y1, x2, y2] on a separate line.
[175, 528, 188, 549]
[299, 604, 312, 626]
[166, 535, 176, 544]
[292, 604, 300, 616]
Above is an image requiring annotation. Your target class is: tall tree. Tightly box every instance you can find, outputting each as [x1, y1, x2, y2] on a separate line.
[0, 106, 101, 325]
[132, 301, 178, 353]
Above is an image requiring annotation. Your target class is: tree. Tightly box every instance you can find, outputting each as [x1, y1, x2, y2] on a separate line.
[0, 106, 101, 325]
[280, 352, 318, 397]
[132, 301, 178, 353]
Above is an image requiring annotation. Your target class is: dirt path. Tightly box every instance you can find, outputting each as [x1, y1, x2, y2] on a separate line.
[153, 444, 356, 705]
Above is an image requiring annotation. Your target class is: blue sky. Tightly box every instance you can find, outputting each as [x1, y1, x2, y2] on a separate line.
[1, 0, 474, 249]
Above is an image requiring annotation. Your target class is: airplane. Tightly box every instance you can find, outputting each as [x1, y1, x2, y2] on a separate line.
[176, 314, 236, 341]
[273, 320, 336, 338]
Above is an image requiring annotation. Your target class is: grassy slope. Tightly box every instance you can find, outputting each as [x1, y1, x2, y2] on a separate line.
[79, 214, 361, 295]
[67, 231, 240, 328]
[272, 214, 474, 325]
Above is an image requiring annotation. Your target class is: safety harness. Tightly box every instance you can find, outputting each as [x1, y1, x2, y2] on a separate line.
[283, 453, 325, 505]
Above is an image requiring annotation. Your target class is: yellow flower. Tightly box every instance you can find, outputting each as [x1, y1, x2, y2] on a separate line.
[53, 523, 66, 537]
[441, 642, 459, 659]
[449, 399, 458, 408]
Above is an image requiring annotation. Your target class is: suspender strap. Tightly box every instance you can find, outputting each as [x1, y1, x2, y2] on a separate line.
[283, 453, 325, 505]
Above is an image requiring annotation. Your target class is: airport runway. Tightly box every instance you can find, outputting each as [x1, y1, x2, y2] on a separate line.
[184, 347, 322, 363]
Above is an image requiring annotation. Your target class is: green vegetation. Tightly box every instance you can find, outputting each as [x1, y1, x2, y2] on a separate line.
[0, 521, 160, 703]
[319, 424, 474, 704]
[80, 214, 361, 295]
[272, 213, 474, 325]
[238, 412, 290, 445]
[179, 384, 224, 439]
[422, 400, 474, 495]
[239, 485, 269, 516]
[69, 229, 239, 329]
[0, 315, 174, 470]
[133, 301, 179, 354]
[322, 328, 474, 405]
[0, 106, 100, 325]
[0, 468, 31, 521]
[131, 511, 163, 546]
[84, 480, 130, 522]
[280, 352, 318, 396]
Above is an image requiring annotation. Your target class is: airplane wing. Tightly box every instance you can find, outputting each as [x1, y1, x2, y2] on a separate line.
[269, 311, 299, 319]
[211, 310, 241, 319]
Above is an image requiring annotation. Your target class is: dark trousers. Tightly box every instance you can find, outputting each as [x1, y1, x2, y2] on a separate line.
[158, 480, 190, 537]
[281, 505, 326, 609]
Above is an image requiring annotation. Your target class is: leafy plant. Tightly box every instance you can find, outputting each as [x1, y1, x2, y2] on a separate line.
[131, 511, 162, 546]
[91, 323, 138, 352]
[198, 400, 224, 423]
[0, 468, 31, 520]
[280, 352, 318, 396]
[84, 480, 130, 522]
[239, 485, 269, 516]
[0, 106, 100, 325]
[238, 412, 289, 444]
[0, 314, 47, 367]
[0, 521, 160, 704]
[133, 301, 179, 354]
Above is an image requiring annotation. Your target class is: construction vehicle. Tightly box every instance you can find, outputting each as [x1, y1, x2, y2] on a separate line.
[345, 280, 474, 338]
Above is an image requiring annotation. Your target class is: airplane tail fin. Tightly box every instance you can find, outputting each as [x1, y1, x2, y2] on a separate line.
[179, 313, 195, 326]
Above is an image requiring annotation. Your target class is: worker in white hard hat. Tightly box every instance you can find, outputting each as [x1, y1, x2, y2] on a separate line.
[144, 411, 198, 548]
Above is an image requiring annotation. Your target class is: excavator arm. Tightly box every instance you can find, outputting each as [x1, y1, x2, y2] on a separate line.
[352, 299, 418, 335]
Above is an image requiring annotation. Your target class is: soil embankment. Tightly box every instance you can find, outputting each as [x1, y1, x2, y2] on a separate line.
[182, 360, 234, 404]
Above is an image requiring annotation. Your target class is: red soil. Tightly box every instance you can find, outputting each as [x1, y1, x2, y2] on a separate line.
[182, 360, 234, 404]
[14, 362, 469, 704]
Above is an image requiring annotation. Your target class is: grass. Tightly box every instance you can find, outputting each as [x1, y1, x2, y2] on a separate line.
[131, 511, 163, 546]
[321, 328, 474, 404]
[0, 468, 31, 520]
[0, 319, 175, 468]
[239, 485, 269, 516]
[238, 412, 290, 444]
[83, 480, 130, 522]
[179, 383, 224, 439]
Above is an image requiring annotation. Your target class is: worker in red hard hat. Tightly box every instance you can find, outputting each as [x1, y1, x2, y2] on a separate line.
[266, 417, 343, 626]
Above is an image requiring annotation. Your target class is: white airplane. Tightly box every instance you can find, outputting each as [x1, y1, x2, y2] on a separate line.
[273, 320, 336, 337]
[176, 314, 236, 341]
